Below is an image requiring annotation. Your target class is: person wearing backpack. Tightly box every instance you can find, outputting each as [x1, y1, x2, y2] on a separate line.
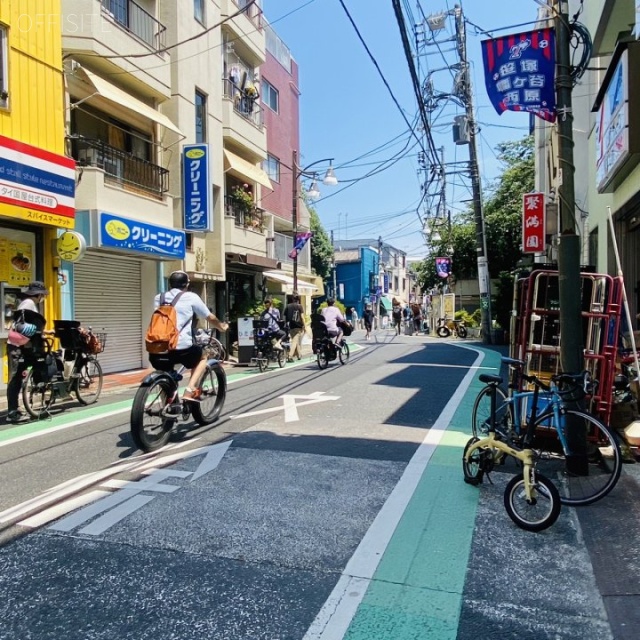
[284, 292, 305, 362]
[147, 271, 228, 401]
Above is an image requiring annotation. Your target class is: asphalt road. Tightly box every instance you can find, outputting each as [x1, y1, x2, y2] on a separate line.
[0, 334, 478, 640]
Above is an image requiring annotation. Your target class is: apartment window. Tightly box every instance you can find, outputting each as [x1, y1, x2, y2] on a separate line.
[195, 90, 207, 143]
[194, 0, 205, 24]
[264, 154, 280, 182]
[261, 79, 279, 113]
[0, 25, 8, 109]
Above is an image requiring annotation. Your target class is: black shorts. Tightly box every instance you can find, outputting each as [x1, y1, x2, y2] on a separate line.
[149, 345, 204, 372]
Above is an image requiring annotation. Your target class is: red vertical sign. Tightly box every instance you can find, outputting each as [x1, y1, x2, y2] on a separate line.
[522, 193, 545, 254]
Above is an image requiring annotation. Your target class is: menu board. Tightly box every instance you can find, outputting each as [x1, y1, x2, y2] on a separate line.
[0, 237, 33, 286]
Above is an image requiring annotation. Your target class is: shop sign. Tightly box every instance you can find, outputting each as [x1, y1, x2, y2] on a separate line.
[0, 135, 76, 228]
[595, 50, 629, 192]
[383, 274, 389, 293]
[56, 231, 87, 262]
[522, 193, 545, 254]
[237, 317, 254, 346]
[182, 144, 211, 232]
[99, 213, 186, 259]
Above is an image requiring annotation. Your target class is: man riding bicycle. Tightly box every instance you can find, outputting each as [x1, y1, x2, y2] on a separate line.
[321, 297, 345, 344]
[150, 271, 228, 401]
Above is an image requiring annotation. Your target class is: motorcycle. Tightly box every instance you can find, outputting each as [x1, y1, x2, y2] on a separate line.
[436, 317, 468, 339]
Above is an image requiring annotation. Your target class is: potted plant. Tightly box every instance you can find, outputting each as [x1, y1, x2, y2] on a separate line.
[230, 183, 254, 218]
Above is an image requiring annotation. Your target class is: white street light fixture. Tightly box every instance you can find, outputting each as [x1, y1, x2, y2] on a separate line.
[322, 163, 338, 186]
[307, 181, 321, 199]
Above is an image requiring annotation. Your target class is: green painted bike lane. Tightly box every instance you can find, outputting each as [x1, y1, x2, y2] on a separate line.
[342, 347, 502, 640]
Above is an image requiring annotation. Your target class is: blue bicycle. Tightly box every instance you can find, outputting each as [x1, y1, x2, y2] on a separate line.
[470, 357, 622, 506]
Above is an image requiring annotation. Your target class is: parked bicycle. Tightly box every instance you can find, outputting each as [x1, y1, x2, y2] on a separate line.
[130, 328, 227, 453]
[251, 320, 290, 372]
[436, 317, 467, 339]
[471, 357, 622, 506]
[21, 320, 105, 419]
[463, 371, 561, 532]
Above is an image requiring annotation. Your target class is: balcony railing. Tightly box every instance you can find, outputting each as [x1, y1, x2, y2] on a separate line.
[222, 78, 264, 129]
[101, 0, 166, 50]
[70, 136, 169, 197]
[233, 0, 263, 29]
[225, 196, 265, 231]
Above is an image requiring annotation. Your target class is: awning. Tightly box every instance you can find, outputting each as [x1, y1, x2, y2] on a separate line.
[224, 149, 273, 190]
[263, 270, 318, 293]
[78, 68, 184, 136]
[380, 296, 393, 312]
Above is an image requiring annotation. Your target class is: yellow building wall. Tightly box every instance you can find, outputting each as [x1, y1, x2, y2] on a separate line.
[0, 0, 67, 327]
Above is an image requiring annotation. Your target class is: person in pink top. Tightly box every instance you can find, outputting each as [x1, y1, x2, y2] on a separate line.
[321, 298, 345, 343]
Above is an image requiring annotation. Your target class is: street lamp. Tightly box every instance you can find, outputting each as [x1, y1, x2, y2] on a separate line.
[291, 151, 338, 291]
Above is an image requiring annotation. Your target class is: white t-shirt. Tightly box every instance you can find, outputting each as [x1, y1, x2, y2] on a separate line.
[153, 289, 210, 350]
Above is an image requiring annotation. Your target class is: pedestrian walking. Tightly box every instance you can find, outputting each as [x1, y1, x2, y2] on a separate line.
[411, 303, 423, 334]
[362, 304, 374, 341]
[284, 292, 305, 361]
[392, 299, 402, 335]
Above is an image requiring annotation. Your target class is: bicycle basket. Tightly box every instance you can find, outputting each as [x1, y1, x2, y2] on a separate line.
[54, 320, 84, 350]
[253, 319, 269, 329]
[339, 320, 353, 336]
[84, 332, 107, 354]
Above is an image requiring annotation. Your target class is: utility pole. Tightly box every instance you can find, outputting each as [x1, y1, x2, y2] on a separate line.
[330, 229, 336, 299]
[454, 4, 492, 343]
[554, 0, 588, 472]
[377, 235, 383, 329]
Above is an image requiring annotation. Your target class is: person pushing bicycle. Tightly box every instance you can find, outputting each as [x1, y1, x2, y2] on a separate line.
[150, 271, 228, 401]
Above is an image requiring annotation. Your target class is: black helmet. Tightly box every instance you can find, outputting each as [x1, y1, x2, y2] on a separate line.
[169, 270, 189, 289]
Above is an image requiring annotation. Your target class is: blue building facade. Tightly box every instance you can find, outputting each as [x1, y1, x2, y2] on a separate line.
[335, 246, 379, 317]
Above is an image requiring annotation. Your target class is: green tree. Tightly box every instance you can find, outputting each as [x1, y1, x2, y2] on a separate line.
[309, 203, 333, 280]
[414, 135, 534, 293]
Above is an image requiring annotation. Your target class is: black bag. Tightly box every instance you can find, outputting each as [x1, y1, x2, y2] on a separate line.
[339, 320, 353, 336]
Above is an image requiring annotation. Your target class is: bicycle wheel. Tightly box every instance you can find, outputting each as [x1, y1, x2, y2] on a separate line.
[533, 409, 622, 506]
[277, 348, 286, 368]
[338, 341, 350, 365]
[457, 325, 468, 339]
[436, 325, 450, 338]
[471, 385, 511, 438]
[503, 472, 561, 532]
[74, 358, 103, 405]
[462, 437, 485, 485]
[130, 377, 175, 452]
[22, 368, 54, 419]
[317, 349, 329, 369]
[192, 363, 226, 425]
[258, 356, 267, 372]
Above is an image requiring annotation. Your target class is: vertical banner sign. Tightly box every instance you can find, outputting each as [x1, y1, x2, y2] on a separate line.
[383, 273, 389, 293]
[522, 193, 545, 253]
[481, 28, 556, 122]
[183, 144, 211, 231]
[435, 257, 452, 279]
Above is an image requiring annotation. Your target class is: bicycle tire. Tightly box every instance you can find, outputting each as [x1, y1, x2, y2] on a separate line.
[277, 348, 286, 368]
[130, 376, 175, 452]
[258, 357, 267, 373]
[471, 384, 511, 439]
[192, 362, 226, 426]
[503, 472, 561, 532]
[317, 349, 329, 369]
[457, 325, 468, 339]
[338, 341, 350, 365]
[463, 437, 489, 485]
[74, 358, 103, 405]
[436, 326, 450, 338]
[533, 409, 622, 506]
[22, 368, 55, 419]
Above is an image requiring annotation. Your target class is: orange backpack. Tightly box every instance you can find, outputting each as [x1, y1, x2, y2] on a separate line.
[144, 292, 186, 354]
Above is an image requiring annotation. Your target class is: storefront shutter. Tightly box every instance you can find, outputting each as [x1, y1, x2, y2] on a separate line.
[74, 253, 143, 373]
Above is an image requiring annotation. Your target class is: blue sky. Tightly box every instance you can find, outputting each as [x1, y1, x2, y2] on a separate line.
[268, 0, 543, 257]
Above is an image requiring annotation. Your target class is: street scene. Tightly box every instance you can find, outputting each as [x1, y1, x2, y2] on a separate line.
[1, 331, 637, 640]
[2, 0, 640, 639]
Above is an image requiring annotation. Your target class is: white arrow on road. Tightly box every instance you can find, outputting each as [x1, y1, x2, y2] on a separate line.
[230, 391, 340, 422]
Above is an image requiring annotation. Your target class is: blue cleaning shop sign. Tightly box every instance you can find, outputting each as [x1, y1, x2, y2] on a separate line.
[99, 213, 186, 259]
[182, 144, 211, 231]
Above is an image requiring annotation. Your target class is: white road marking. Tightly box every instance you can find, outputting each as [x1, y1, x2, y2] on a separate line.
[302, 348, 485, 640]
[78, 494, 155, 536]
[191, 441, 232, 481]
[230, 392, 340, 422]
[18, 490, 110, 529]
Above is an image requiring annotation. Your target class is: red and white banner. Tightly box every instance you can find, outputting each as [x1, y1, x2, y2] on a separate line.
[522, 193, 545, 253]
[0, 135, 76, 228]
